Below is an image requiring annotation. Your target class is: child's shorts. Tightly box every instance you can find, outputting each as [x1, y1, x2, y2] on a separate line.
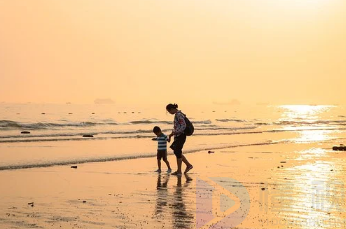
[157, 150, 167, 161]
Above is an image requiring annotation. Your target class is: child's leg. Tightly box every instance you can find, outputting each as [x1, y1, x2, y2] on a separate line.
[163, 151, 171, 170]
[156, 150, 162, 171]
[157, 159, 161, 170]
[163, 159, 171, 170]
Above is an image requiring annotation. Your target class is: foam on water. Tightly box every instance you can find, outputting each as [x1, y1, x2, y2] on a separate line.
[0, 141, 277, 171]
[0, 104, 345, 171]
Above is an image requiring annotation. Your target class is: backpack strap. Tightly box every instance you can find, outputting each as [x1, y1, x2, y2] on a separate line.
[178, 111, 186, 117]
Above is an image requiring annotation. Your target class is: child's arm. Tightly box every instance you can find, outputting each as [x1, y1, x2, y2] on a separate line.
[152, 138, 158, 141]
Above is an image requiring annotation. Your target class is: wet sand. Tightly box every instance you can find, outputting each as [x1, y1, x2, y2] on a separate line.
[0, 141, 345, 229]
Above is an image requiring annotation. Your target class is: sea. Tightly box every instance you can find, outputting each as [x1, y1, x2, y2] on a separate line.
[0, 103, 345, 170]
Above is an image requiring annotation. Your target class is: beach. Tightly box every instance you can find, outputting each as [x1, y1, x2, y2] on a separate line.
[0, 104, 346, 228]
[1, 139, 346, 228]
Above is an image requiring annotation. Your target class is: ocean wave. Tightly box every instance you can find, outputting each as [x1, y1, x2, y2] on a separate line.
[0, 120, 22, 128]
[0, 130, 265, 143]
[255, 122, 272, 125]
[194, 126, 257, 131]
[0, 119, 213, 130]
[0, 129, 153, 140]
[0, 120, 119, 130]
[0, 141, 277, 171]
[216, 119, 246, 123]
[0, 126, 258, 140]
[129, 119, 212, 125]
[191, 120, 213, 124]
[268, 127, 346, 133]
[129, 120, 172, 125]
[1, 123, 344, 143]
[274, 120, 346, 126]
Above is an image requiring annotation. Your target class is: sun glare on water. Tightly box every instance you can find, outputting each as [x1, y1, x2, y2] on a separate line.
[279, 105, 335, 143]
[279, 105, 331, 121]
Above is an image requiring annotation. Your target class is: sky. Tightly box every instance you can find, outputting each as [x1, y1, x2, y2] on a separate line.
[0, 0, 345, 105]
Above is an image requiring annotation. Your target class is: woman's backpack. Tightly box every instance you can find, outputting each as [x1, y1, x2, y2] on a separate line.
[183, 114, 194, 136]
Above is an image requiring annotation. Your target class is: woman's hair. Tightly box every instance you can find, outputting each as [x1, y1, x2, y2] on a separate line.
[166, 103, 178, 111]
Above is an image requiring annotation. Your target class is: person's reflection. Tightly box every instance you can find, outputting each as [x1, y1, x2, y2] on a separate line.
[155, 174, 170, 215]
[172, 174, 194, 229]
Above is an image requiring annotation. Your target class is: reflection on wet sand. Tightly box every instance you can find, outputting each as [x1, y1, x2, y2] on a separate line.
[268, 148, 346, 228]
[172, 174, 194, 229]
[154, 174, 194, 229]
[155, 174, 170, 215]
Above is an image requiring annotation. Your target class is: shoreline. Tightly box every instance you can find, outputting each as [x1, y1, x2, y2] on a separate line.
[1, 139, 345, 228]
[0, 140, 278, 171]
[0, 129, 306, 171]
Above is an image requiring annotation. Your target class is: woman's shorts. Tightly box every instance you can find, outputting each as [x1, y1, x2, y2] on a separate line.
[170, 134, 186, 158]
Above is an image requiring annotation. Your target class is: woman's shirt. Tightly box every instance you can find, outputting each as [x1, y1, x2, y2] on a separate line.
[173, 111, 186, 136]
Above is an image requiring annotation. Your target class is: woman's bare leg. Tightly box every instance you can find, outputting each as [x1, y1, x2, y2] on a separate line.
[182, 155, 193, 173]
[176, 158, 183, 174]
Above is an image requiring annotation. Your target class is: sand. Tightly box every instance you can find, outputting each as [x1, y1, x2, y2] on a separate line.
[0, 140, 345, 229]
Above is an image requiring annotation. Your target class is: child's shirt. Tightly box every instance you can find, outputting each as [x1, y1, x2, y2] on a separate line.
[152, 133, 168, 151]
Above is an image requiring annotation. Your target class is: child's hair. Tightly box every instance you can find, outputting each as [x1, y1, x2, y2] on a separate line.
[166, 103, 178, 111]
[153, 126, 161, 133]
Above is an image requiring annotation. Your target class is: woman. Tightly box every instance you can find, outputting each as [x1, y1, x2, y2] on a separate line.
[166, 103, 193, 176]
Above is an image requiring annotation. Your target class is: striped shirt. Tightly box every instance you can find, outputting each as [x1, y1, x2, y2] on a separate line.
[152, 133, 168, 151]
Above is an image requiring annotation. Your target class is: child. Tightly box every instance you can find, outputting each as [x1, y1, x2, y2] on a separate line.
[152, 126, 172, 173]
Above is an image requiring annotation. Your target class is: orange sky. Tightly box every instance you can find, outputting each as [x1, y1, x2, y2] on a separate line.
[0, 0, 345, 105]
